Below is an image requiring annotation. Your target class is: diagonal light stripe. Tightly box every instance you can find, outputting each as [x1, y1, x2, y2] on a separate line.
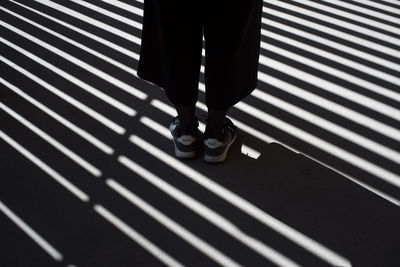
[0, 53, 125, 135]
[255, 72, 400, 143]
[0, 77, 114, 155]
[148, 97, 278, 150]
[188, 87, 400, 204]
[101, 0, 143, 16]
[267, 0, 400, 55]
[234, 101, 400, 188]
[240, 144, 262, 159]
[150, 99, 177, 117]
[0, 20, 147, 101]
[322, 0, 400, 25]
[0, 102, 102, 177]
[118, 156, 300, 267]
[93, 204, 184, 267]
[139, 116, 171, 140]
[0, 201, 63, 261]
[145, 99, 207, 133]
[261, 17, 400, 86]
[251, 84, 400, 164]
[262, 7, 400, 72]
[261, 28, 400, 101]
[0, 130, 89, 202]
[140, 110, 400, 206]
[259, 54, 400, 122]
[70, 0, 142, 30]
[192, 98, 293, 151]
[198, 66, 400, 145]
[9, 0, 140, 61]
[128, 135, 351, 267]
[352, 0, 400, 13]
[34, 0, 141, 45]
[106, 179, 242, 267]
[291, 0, 400, 36]
[1, 6, 138, 77]
[150, 98, 290, 151]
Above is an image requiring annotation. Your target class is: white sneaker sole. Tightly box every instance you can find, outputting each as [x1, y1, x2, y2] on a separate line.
[174, 143, 197, 158]
[203, 133, 236, 163]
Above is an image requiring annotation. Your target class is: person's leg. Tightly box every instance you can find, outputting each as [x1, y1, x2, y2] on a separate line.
[203, 109, 237, 163]
[138, 1, 204, 158]
[175, 104, 197, 135]
[200, 1, 262, 162]
[138, 0, 203, 109]
[202, 0, 263, 109]
[205, 109, 227, 140]
[170, 104, 201, 159]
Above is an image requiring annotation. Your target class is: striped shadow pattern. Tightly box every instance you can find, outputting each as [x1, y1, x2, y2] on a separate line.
[0, 0, 399, 266]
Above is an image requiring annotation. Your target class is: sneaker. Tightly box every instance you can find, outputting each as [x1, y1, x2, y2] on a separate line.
[203, 118, 237, 163]
[170, 116, 202, 158]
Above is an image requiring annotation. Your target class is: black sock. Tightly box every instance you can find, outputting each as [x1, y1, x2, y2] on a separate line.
[205, 109, 227, 140]
[175, 105, 197, 135]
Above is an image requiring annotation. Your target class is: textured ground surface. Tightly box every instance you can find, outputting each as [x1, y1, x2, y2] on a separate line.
[1, 0, 399, 266]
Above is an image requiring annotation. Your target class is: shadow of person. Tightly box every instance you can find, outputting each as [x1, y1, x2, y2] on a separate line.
[194, 129, 400, 267]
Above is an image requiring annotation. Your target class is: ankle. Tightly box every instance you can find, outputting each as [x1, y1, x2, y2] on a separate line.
[204, 127, 224, 141]
[178, 127, 196, 136]
[178, 121, 198, 136]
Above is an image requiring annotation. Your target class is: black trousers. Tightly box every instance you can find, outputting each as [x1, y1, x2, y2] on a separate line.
[137, 0, 263, 110]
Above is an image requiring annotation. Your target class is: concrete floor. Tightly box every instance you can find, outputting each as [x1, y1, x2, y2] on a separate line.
[1, 0, 399, 266]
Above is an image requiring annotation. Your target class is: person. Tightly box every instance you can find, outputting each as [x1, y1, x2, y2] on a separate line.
[137, 1, 263, 163]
